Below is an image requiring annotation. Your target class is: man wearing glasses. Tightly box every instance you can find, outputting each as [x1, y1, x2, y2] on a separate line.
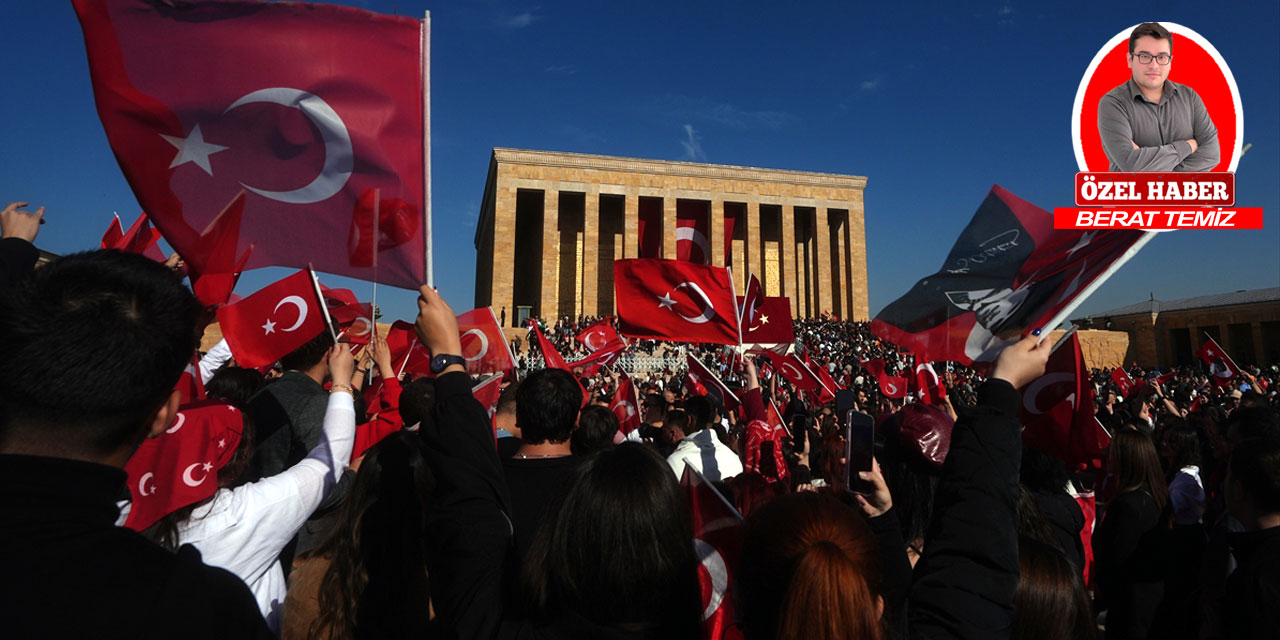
[1097, 22, 1219, 172]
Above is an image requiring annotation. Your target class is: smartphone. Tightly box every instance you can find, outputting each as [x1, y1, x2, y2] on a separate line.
[844, 409, 876, 495]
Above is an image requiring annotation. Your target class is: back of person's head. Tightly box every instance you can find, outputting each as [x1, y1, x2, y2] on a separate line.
[1020, 445, 1070, 494]
[1229, 437, 1280, 516]
[1107, 429, 1169, 510]
[496, 381, 519, 417]
[398, 377, 436, 428]
[1014, 536, 1097, 640]
[516, 368, 582, 444]
[0, 250, 200, 458]
[1128, 22, 1172, 53]
[571, 405, 618, 456]
[727, 471, 782, 518]
[277, 325, 335, 372]
[684, 395, 714, 433]
[204, 366, 265, 407]
[521, 442, 701, 637]
[1161, 422, 1201, 471]
[1226, 406, 1280, 445]
[309, 432, 436, 638]
[739, 492, 884, 640]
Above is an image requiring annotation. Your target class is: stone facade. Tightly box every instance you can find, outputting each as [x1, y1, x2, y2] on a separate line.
[473, 148, 870, 328]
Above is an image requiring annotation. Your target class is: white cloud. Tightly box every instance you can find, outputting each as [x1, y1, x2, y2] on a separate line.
[499, 11, 536, 29]
[679, 124, 706, 161]
[643, 95, 795, 130]
[859, 79, 880, 91]
[544, 64, 577, 75]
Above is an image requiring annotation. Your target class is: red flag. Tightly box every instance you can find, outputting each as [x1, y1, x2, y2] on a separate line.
[614, 259, 740, 346]
[815, 363, 842, 404]
[575, 318, 623, 352]
[567, 342, 627, 378]
[871, 185, 1146, 365]
[72, 0, 428, 288]
[189, 192, 254, 308]
[457, 308, 517, 375]
[1196, 336, 1241, 387]
[175, 351, 207, 405]
[686, 355, 742, 415]
[739, 274, 764, 327]
[101, 212, 166, 262]
[676, 201, 711, 265]
[385, 320, 433, 379]
[319, 285, 375, 346]
[472, 374, 504, 428]
[1020, 333, 1111, 467]
[681, 464, 744, 640]
[1111, 367, 1137, 397]
[767, 399, 791, 438]
[124, 400, 244, 531]
[216, 269, 329, 368]
[862, 359, 908, 399]
[763, 352, 821, 392]
[610, 372, 643, 435]
[737, 295, 795, 347]
[912, 358, 944, 405]
[530, 321, 570, 371]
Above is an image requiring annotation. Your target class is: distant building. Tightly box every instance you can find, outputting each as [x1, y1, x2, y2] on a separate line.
[1077, 287, 1280, 368]
[472, 149, 869, 328]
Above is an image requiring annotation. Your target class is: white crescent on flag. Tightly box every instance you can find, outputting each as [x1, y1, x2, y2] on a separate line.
[460, 328, 490, 363]
[658, 281, 716, 324]
[273, 295, 310, 332]
[1023, 372, 1075, 415]
[224, 88, 353, 204]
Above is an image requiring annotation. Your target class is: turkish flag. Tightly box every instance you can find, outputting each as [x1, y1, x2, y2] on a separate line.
[567, 342, 626, 378]
[73, 0, 428, 289]
[737, 295, 794, 347]
[681, 464, 744, 640]
[763, 352, 821, 392]
[472, 374, 505, 445]
[1021, 333, 1110, 467]
[385, 320, 433, 379]
[686, 355, 742, 414]
[862, 359, 908, 399]
[610, 372, 642, 435]
[815, 363, 841, 405]
[216, 269, 329, 368]
[530, 321, 570, 371]
[740, 274, 764, 327]
[767, 399, 791, 438]
[175, 351, 207, 405]
[1111, 367, 1138, 397]
[189, 192, 254, 308]
[101, 212, 166, 262]
[871, 185, 1146, 365]
[575, 318, 623, 353]
[1196, 336, 1241, 387]
[614, 259, 740, 346]
[676, 200, 711, 265]
[458, 308, 516, 375]
[912, 358, 944, 405]
[318, 285, 374, 345]
[124, 400, 244, 531]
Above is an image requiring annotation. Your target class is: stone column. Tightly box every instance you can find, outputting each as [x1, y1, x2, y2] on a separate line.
[836, 210, 850, 320]
[849, 201, 870, 320]
[624, 192, 639, 259]
[492, 180, 517, 323]
[746, 200, 763, 288]
[710, 197, 725, 268]
[662, 198, 677, 260]
[815, 206, 833, 315]
[781, 204, 798, 317]
[582, 189, 600, 317]
[540, 188, 560, 320]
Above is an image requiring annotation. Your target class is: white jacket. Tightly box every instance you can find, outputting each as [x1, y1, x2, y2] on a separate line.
[666, 428, 743, 482]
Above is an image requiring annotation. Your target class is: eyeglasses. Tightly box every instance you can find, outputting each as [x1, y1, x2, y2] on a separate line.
[1130, 52, 1172, 65]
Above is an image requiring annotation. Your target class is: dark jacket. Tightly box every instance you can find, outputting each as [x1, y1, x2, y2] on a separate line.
[1223, 526, 1280, 640]
[1092, 487, 1167, 640]
[908, 379, 1023, 639]
[1033, 488, 1087, 570]
[0, 236, 39, 293]
[0, 454, 273, 639]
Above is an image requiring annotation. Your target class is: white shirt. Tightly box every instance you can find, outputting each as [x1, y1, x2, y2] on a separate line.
[177, 391, 355, 632]
[667, 428, 743, 482]
[1169, 465, 1205, 526]
[197, 339, 233, 385]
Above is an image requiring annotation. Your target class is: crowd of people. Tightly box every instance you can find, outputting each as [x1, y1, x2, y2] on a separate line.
[2, 203, 1279, 639]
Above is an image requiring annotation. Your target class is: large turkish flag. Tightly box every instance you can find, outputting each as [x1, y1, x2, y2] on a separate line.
[457, 308, 516, 375]
[72, 0, 427, 288]
[614, 259, 740, 346]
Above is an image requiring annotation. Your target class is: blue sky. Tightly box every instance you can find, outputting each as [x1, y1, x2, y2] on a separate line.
[4, 1, 1277, 325]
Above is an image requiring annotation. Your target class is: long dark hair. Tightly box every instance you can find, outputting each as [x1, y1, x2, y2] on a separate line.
[1107, 429, 1169, 511]
[519, 442, 702, 638]
[306, 432, 436, 639]
[1014, 536, 1097, 640]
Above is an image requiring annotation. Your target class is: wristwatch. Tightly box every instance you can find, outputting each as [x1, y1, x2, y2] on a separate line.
[430, 353, 466, 374]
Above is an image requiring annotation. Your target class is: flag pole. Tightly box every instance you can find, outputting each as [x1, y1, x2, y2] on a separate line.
[1202, 332, 1242, 373]
[420, 11, 433, 288]
[1036, 230, 1158, 344]
[306, 265, 339, 345]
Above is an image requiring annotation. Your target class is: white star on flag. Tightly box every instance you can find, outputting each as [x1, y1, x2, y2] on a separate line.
[160, 124, 227, 175]
[262, 319, 276, 335]
[658, 293, 676, 310]
[201, 462, 214, 472]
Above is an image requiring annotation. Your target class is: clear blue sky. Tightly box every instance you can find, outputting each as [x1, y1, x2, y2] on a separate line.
[4, 1, 1277, 325]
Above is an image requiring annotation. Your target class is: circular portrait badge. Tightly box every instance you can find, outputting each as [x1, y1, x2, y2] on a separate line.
[1071, 23, 1242, 172]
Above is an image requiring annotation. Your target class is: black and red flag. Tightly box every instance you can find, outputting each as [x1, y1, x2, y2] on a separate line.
[1196, 336, 1241, 387]
[870, 185, 1147, 365]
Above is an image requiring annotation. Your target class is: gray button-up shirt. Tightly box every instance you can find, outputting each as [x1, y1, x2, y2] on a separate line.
[1097, 78, 1219, 172]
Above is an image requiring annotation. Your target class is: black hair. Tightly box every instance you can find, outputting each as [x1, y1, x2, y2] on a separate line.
[496, 381, 519, 416]
[398, 377, 436, 428]
[1226, 406, 1280, 443]
[1230, 437, 1280, 514]
[1020, 445, 1071, 495]
[571, 405, 619, 456]
[515, 368, 582, 444]
[204, 366, 265, 407]
[1128, 22, 1172, 54]
[519, 442, 701, 638]
[0, 250, 200, 456]
[1161, 422, 1201, 472]
[278, 325, 336, 372]
[684, 395, 714, 433]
